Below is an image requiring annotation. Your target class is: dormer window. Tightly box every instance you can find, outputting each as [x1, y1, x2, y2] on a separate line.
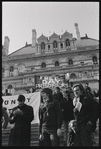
[65, 39, 70, 47]
[41, 42, 45, 50]
[53, 40, 58, 49]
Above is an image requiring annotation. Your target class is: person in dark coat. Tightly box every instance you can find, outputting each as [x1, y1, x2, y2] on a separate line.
[8, 95, 34, 146]
[62, 90, 74, 146]
[72, 84, 99, 146]
[53, 87, 64, 104]
[39, 88, 63, 146]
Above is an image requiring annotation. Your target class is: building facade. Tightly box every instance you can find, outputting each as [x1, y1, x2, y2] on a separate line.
[2, 23, 99, 95]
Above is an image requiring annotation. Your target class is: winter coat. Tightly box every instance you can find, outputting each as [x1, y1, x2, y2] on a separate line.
[8, 104, 34, 146]
[74, 94, 99, 132]
[39, 100, 63, 134]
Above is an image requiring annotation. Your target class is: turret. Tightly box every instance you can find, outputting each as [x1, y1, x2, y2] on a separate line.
[32, 29, 37, 47]
[74, 23, 81, 40]
[3, 36, 10, 55]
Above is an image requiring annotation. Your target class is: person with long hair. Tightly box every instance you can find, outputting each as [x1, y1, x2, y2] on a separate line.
[39, 88, 63, 146]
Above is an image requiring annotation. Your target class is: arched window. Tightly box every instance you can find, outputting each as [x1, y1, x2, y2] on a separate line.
[48, 45, 50, 50]
[10, 66, 14, 77]
[70, 73, 77, 80]
[92, 56, 97, 64]
[53, 40, 58, 49]
[68, 59, 73, 65]
[65, 39, 70, 47]
[55, 61, 59, 67]
[10, 66, 14, 72]
[41, 62, 46, 68]
[41, 42, 45, 50]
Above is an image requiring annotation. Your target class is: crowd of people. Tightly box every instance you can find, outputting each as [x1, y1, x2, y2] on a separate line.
[38, 83, 99, 146]
[2, 82, 99, 146]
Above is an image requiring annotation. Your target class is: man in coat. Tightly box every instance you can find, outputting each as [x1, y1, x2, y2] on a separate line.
[8, 95, 34, 146]
[72, 84, 98, 146]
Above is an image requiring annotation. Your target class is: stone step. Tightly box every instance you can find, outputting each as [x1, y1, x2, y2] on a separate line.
[2, 120, 99, 146]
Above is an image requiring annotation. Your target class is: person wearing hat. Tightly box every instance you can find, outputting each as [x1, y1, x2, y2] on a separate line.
[72, 84, 98, 146]
[8, 95, 34, 146]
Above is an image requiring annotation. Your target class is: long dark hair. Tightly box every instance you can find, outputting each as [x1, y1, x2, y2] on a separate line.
[41, 88, 54, 101]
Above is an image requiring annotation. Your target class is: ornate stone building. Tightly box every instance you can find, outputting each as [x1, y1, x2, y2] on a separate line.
[2, 23, 99, 95]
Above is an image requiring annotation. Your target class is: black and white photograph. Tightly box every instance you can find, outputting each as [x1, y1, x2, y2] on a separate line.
[2, 1, 99, 146]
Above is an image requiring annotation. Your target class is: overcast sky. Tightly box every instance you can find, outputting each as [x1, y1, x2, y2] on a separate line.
[2, 2, 99, 54]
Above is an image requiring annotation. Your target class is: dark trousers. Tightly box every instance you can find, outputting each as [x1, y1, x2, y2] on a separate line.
[74, 125, 93, 146]
[42, 127, 59, 146]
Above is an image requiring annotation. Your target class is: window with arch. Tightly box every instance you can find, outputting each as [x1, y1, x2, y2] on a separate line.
[10, 66, 14, 77]
[2, 67, 5, 77]
[68, 59, 73, 65]
[60, 43, 63, 48]
[41, 62, 46, 68]
[92, 56, 97, 64]
[65, 39, 70, 47]
[41, 42, 45, 50]
[70, 73, 77, 80]
[53, 40, 58, 49]
[55, 61, 59, 67]
[48, 45, 50, 50]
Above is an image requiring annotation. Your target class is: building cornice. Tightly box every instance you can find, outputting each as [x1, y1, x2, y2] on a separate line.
[2, 46, 99, 63]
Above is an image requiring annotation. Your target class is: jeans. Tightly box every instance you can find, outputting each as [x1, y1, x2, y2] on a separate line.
[42, 127, 59, 146]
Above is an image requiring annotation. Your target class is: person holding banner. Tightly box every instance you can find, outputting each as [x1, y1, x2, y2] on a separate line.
[8, 94, 34, 146]
[39, 88, 63, 146]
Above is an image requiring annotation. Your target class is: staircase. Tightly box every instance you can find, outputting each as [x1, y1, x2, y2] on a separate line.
[2, 119, 99, 146]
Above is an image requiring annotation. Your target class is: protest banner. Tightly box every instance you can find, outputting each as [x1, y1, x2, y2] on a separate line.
[2, 92, 41, 124]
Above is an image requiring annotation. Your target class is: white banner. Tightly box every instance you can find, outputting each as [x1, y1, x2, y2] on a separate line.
[2, 92, 41, 124]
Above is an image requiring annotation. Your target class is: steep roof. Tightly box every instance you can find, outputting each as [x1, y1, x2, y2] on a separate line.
[61, 31, 72, 38]
[49, 32, 59, 39]
[8, 44, 36, 57]
[37, 34, 48, 41]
